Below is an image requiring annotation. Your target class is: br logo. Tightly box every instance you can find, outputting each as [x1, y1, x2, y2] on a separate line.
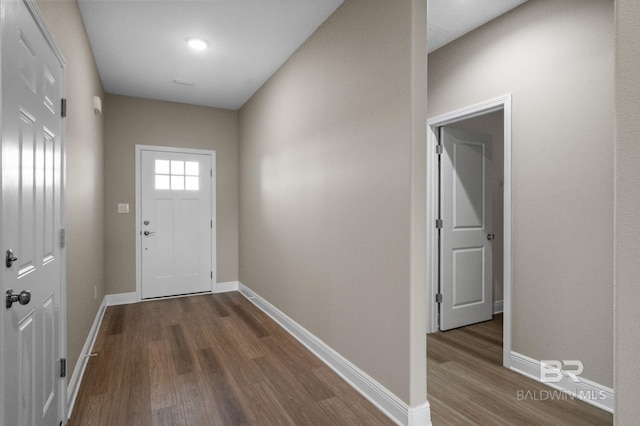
[540, 360, 584, 383]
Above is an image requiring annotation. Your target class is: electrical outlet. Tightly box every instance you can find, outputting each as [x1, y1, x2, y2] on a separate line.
[117, 203, 129, 214]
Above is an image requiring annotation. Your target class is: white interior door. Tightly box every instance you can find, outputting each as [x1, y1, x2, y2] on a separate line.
[1, 0, 66, 424]
[140, 149, 213, 299]
[440, 127, 493, 331]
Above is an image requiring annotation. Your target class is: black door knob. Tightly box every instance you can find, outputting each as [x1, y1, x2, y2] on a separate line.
[6, 289, 31, 309]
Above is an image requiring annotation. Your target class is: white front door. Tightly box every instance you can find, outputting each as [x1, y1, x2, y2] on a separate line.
[439, 127, 493, 331]
[140, 148, 214, 299]
[1, 0, 66, 424]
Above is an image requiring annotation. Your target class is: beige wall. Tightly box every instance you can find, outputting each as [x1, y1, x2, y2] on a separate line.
[103, 95, 239, 295]
[239, 0, 427, 404]
[35, 0, 640, 419]
[449, 111, 505, 305]
[38, 0, 105, 380]
[614, 0, 640, 422]
[408, 0, 428, 406]
[429, 0, 614, 386]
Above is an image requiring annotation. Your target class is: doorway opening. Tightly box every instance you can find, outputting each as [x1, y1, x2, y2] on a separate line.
[427, 95, 512, 367]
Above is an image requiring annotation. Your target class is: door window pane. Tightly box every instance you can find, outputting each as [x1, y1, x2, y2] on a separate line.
[155, 158, 202, 191]
[185, 176, 199, 191]
[155, 159, 170, 174]
[171, 160, 184, 175]
[155, 175, 170, 190]
[171, 175, 184, 190]
[185, 161, 199, 176]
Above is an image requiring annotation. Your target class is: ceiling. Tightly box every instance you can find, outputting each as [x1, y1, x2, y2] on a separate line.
[77, 0, 344, 110]
[78, 0, 527, 110]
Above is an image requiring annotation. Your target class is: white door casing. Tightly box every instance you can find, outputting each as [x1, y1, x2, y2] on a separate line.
[139, 148, 214, 299]
[439, 127, 493, 331]
[427, 95, 512, 366]
[1, 0, 66, 424]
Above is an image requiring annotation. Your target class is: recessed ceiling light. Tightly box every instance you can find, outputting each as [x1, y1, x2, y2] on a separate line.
[187, 37, 208, 50]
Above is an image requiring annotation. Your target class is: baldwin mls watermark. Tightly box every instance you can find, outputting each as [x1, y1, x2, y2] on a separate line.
[539, 359, 583, 383]
[515, 360, 607, 402]
[516, 389, 607, 401]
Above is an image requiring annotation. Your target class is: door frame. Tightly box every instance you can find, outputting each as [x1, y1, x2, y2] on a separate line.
[426, 95, 512, 368]
[135, 145, 217, 301]
[0, 0, 68, 420]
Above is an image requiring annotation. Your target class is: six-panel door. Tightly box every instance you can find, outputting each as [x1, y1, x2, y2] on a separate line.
[2, 0, 65, 424]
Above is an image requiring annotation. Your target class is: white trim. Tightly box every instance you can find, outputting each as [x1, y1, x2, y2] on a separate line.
[238, 283, 429, 426]
[408, 402, 432, 425]
[0, 3, 4, 417]
[103, 285, 239, 307]
[135, 145, 217, 301]
[105, 292, 138, 306]
[66, 297, 107, 419]
[425, 119, 438, 334]
[509, 351, 614, 413]
[25, 0, 66, 64]
[493, 300, 504, 315]
[426, 95, 513, 369]
[214, 281, 239, 293]
[104, 284, 238, 306]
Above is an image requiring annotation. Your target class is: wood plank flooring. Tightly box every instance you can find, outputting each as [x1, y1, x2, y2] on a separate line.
[68, 292, 393, 426]
[427, 314, 613, 425]
[70, 294, 613, 425]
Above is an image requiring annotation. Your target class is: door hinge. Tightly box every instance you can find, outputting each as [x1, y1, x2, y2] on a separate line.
[59, 228, 66, 248]
[436, 219, 443, 229]
[210, 169, 213, 177]
[436, 144, 443, 155]
[61, 98, 67, 118]
[435, 293, 443, 304]
[60, 358, 67, 378]
[211, 220, 213, 229]
[210, 271, 213, 279]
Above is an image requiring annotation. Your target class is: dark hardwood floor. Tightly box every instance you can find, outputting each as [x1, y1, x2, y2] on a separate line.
[427, 314, 613, 425]
[70, 294, 613, 425]
[68, 292, 393, 425]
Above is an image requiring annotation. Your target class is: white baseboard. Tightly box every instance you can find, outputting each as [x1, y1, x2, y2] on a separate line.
[67, 297, 107, 418]
[106, 284, 238, 306]
[105, 292, 138, 306]
[408, 402, 432, 425]
[493, 300, 504, 314]
[238, 283, 431, 426]
[214, 281, 239, 293]
[509, 351, 613, 413]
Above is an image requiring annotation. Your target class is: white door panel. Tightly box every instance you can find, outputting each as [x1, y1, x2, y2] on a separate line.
[2, 0, 66, 424]
[440, 127, 493, 331]
[140, 150, 213, 299]
[453, 247, 484, 306]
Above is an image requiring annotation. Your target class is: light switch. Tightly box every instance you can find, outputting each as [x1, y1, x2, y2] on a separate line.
[117, 203, 129, 214]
